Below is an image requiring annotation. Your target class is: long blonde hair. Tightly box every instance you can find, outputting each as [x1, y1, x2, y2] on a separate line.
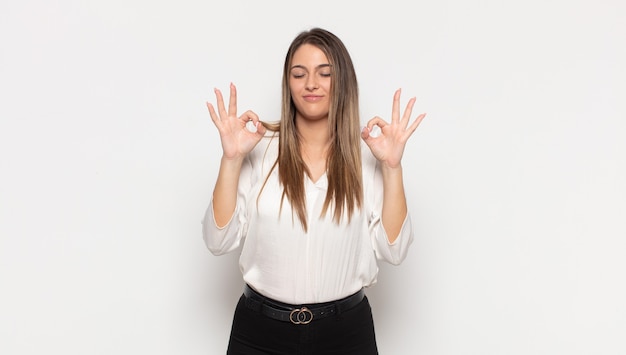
[261, 28, 363, 231]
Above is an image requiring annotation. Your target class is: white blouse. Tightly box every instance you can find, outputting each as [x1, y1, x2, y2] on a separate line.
[202, 135, 414, 304]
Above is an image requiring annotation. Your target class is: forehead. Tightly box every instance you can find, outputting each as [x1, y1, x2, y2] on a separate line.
[291, 44, 329, 67]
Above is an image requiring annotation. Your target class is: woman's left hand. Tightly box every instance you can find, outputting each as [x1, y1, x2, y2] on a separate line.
[361, 89, 426, 168]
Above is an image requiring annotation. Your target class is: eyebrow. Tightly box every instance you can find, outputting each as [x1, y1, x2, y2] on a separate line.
[290, 63, 331, 71]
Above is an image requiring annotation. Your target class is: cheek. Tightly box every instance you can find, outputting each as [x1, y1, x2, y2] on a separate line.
[289, 78, 301, 92]
[321, 79, 332, 92]
[289, 92, 302, 110]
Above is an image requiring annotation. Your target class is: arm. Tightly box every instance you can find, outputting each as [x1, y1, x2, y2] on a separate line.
[202, 154, 252, 255]
[361, 88, 425, 243]
[203, 83, 266, 252]
[212, 156, 245, 228]
[379, 164, 407, 243]
[364, 154, 414, 265]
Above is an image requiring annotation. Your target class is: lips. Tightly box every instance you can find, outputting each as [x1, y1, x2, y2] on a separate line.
[303, 95, 323, 102]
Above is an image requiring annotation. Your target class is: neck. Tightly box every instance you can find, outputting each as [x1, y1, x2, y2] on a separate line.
[296, 117, 330, 181]
[296, 117, 330, 152]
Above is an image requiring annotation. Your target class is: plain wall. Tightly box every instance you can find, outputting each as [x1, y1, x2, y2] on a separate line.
[1, 0, 625, 354]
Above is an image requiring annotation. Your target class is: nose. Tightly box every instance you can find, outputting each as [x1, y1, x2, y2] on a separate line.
[305, 75, 318, 90]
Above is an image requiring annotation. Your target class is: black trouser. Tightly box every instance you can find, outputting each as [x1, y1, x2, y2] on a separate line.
[226, 294, 379, 355]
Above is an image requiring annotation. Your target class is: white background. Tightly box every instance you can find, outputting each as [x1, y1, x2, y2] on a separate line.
[1, 0, 625, 354]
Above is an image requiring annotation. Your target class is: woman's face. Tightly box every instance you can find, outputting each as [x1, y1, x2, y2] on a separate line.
[289, 44, 332, 123]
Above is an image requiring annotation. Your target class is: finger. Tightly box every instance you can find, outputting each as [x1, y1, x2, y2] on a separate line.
[361, 126, 378, 146]
[206, 102, 221, 126]
[240, 110, 266, 135]
[214, 88, 227, 118]
[391, 88, 401, 123]
[207, 102, 225, 129]
[404, 113, 426, 137]
[401, 97, 417, 125]
[228, 83, 237, 117]
[255, 121, 267, 136]
[360, 126, 371, 140]
[366, 116, 388, 130]
[239, 110, 259, 123]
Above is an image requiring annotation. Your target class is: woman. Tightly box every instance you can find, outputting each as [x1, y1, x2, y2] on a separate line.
[203, 27, 425, 354]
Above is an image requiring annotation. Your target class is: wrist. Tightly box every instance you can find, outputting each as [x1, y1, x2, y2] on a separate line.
[220, 155, 245, 168]
[380, 161, 403, 172]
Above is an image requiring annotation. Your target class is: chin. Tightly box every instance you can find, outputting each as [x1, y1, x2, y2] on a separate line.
[300, 112, 329, 121]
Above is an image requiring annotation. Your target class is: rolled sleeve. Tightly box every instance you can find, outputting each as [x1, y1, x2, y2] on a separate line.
[201, 199, 246, 255]
[370, 211, 414, 265]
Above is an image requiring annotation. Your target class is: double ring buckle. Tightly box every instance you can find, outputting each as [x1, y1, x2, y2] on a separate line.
[289, 307, 313, 325]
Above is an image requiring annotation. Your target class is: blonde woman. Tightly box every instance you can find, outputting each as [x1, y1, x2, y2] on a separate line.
[204, 27, 426, 354]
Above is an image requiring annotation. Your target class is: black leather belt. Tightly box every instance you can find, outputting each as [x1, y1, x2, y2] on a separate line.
[243, 284, 365, 325]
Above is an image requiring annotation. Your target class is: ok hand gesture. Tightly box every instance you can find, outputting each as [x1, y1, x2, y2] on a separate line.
[361, 89, 426, 168]
[206, 83, 266, 160]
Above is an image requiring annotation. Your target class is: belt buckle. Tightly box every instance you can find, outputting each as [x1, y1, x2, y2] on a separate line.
[289, 307, 313, 325]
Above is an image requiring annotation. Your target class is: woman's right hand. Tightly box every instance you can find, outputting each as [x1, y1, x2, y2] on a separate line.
[206, 83, 266, 160]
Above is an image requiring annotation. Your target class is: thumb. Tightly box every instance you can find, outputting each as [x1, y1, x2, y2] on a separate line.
[255, 121, 267, 136]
